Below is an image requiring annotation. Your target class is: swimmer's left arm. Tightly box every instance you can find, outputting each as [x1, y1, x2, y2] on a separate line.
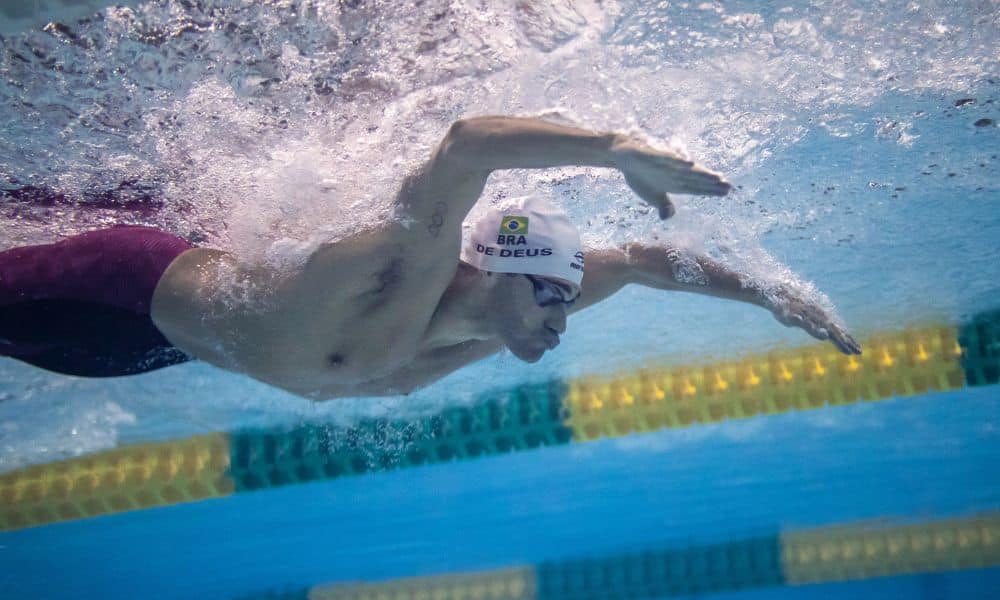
[569, 244, 763, 313]
[575, 244, 861, 355]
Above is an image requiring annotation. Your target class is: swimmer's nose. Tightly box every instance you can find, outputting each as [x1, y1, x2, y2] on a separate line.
[545, 307, 567, 334]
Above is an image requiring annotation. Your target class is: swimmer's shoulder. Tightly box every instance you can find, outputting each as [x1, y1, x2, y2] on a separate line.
[153, 247, 236, 306]
[150, 248, 239, 358]
[302, 220, 461, 291]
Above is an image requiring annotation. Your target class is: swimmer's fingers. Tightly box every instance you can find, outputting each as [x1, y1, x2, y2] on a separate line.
[802, 304, 862, 355]
[658, 194, 676, 219]
[616, 142, 732, 200]
[777, 300, 862, 356]
[829, 326, 862, 355]
[677, 170, 732, 196]
[804, 319, 863, 357]
[667, 160, 732, 196]
[649, 154, 731, 195]
[623, 171, 676, 219]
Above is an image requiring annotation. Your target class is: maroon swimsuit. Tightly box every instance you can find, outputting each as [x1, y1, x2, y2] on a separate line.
[0, 226, 195, 377]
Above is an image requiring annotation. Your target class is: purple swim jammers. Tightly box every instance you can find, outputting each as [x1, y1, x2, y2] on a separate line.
[0, 225, 196, 377]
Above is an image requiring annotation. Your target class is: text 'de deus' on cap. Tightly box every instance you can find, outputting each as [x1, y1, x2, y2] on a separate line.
[460, 195, 584, 289]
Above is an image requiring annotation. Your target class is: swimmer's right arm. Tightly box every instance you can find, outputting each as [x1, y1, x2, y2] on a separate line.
[437, 116, 731, 217]
[398, 117, 730, 243]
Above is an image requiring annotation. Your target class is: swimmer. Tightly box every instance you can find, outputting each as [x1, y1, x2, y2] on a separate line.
[0, 116, 860, 398]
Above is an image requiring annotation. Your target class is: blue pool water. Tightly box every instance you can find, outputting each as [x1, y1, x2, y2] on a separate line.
[2, 389, 999, 598]
[1, 1, 998, 598]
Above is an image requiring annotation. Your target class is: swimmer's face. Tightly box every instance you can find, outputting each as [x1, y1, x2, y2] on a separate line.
[494, 274, 578, 363]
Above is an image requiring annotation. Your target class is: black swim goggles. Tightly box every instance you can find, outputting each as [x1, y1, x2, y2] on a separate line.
[525, 274, 580, 308]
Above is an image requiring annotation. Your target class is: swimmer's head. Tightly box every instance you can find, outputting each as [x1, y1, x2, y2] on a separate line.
[460, 196, 584, 362]
[460, 195, 584, 292]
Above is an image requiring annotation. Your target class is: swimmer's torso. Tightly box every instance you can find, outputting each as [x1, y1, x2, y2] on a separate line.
[152, 227, 482, 398]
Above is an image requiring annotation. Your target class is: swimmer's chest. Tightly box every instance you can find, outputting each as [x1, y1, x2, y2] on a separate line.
[276, 229, 460, 381]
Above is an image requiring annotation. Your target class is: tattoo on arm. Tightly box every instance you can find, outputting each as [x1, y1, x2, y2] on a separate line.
[665, 247, 709, 286]
[427, 201, 447, 238]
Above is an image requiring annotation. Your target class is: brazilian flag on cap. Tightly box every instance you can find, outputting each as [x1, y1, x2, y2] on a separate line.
[500, 216, 529, 235]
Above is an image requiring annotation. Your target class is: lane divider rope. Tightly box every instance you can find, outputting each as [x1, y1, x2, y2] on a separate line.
[2, 310, 998, 531]
[282, 512, 1000, 600]
[0, 433, 231, 531]
[781, 513, 1000, 584]
[565, 323, 965, 440]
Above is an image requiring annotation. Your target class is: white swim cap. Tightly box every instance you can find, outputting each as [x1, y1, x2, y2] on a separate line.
[460, 196, 584, 288]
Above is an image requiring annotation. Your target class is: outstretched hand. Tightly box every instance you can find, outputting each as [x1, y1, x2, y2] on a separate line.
[768, 288, 862, 355]
[613, 137, 732, 219]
